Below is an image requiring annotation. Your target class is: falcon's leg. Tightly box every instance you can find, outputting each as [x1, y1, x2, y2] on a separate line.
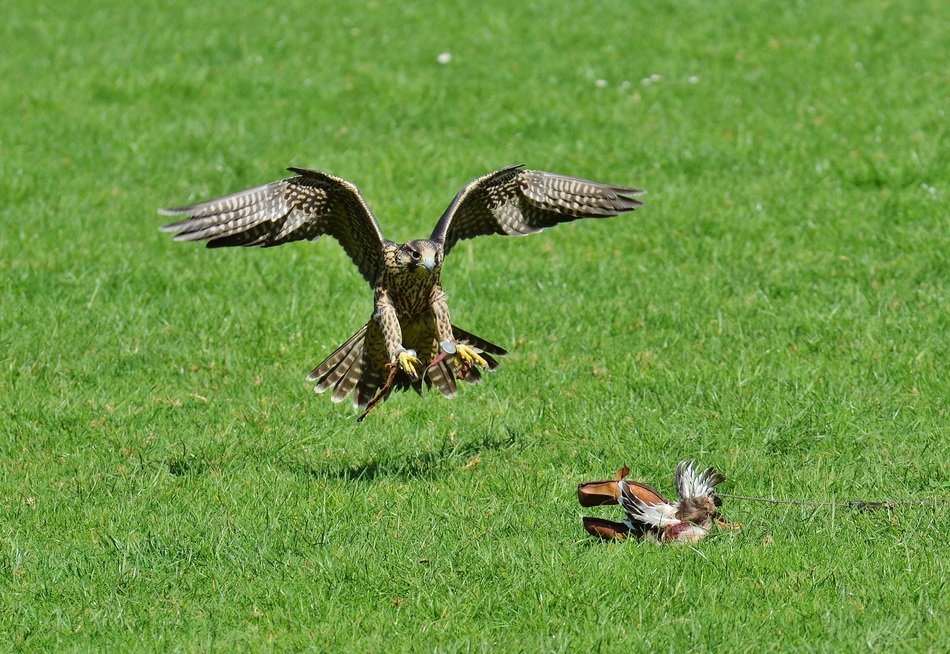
[430, 286, 488, 370]
[374, 290, 421, 379]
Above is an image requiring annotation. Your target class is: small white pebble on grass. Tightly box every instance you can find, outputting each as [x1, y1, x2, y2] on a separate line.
[437, 52, 452, 64]
[594, 79, 608, 88]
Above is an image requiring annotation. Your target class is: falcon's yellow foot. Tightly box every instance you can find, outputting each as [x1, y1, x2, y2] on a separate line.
[396, 349, 422, 380]
[454, 343, 488, 369]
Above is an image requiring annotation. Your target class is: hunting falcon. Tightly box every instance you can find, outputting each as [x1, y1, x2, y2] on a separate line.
[160, 164, 644, 416]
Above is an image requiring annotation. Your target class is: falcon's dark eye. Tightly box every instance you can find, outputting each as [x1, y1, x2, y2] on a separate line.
[410, 250, 421, 260]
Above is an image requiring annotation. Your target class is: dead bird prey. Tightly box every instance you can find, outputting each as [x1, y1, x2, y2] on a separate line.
[578, 461, 737, 543]
[619, 461, 726, 543]
[160, 164, 643, 414]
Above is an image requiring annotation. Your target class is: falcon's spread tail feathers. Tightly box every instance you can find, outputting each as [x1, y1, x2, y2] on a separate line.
[307, 324, 507, 409]
[306, 324, 378, 407]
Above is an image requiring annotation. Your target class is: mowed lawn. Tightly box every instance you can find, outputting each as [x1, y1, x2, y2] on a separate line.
[2, 0, 947, 650]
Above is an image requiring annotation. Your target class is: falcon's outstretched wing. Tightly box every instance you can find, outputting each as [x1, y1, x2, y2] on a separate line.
[675, 461, 726, 501]
[429, 164, 644, 256]
[619, 480, 680, 528]
[160, 168, 387, 284]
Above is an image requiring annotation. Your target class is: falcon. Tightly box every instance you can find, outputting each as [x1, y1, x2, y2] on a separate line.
[618, 461, 726, 543]
[160, 164, 643, 416]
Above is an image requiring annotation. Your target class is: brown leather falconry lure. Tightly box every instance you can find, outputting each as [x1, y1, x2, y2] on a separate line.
[161, 164, 643, 416]
[578, 461, 738, 543]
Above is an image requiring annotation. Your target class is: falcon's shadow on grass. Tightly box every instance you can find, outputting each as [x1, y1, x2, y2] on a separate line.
[287, 428, 521, 482]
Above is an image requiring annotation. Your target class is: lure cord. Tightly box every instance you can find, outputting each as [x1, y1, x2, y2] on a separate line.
[717, 493, 937, 510]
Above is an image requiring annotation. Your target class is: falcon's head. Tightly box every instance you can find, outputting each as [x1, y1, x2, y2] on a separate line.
[394, 240, 443, 275]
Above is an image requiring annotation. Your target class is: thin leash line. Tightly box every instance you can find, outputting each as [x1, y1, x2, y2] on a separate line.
[717, 493, 938, 510]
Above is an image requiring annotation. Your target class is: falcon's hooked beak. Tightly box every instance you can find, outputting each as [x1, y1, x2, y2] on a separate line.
[408, 255, 437, 274]
[402, 241, 440, 274]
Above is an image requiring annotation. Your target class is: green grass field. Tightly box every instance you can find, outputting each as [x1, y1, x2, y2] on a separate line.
[2, 0, 948, 650]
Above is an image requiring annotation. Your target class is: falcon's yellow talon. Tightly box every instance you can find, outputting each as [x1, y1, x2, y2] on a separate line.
[455, 343, 488, 369]
[397, 350, 422, 380]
